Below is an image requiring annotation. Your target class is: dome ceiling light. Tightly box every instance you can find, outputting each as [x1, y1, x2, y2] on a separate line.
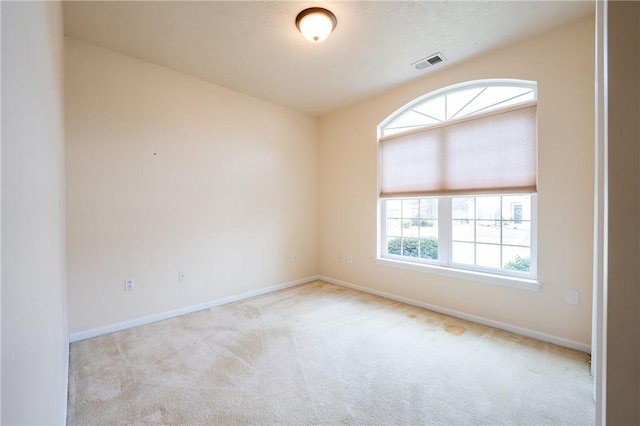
[295, 7, 337, 43]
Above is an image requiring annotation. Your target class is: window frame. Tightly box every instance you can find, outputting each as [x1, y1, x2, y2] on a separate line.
[377, 79, 540, 291]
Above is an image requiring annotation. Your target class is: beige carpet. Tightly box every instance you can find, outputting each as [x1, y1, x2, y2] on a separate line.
[67, 280, 595, 425]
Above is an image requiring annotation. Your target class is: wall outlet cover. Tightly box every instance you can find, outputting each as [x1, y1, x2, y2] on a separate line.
[124, 279, 135, 291]
[565, 289, 579, 305]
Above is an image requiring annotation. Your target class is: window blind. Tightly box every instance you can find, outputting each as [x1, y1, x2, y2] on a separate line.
[379, 103, 537, 198]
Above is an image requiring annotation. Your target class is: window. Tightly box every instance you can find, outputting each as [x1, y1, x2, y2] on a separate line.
[381, 195, 535, 277]
[378, 80, 537, 283]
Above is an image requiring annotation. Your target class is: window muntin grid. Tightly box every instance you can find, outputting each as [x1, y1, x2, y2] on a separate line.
[382, 195, 535, 278]
[381, 80, 536, 138]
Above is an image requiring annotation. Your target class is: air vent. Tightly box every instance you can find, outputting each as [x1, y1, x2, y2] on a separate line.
[412, 53, 446, 70]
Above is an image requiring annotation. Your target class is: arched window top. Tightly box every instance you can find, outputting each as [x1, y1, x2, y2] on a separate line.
[380, 79, 537, 138]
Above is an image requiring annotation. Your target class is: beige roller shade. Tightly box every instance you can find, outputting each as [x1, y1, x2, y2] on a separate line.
[380, 103, 537, 198]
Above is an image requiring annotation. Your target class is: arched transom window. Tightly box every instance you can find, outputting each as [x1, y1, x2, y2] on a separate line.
[381, 80, 536, 138]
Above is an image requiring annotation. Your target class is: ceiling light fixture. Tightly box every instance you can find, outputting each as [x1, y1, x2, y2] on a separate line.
[295, 7, 337, 43]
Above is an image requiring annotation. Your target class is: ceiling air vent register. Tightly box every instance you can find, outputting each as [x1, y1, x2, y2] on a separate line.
[412, 53, 446, 70]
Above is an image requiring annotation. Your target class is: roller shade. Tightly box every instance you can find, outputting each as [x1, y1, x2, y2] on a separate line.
[380, 103, 537, 198]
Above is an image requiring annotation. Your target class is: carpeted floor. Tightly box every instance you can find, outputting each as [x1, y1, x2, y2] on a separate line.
[67, 280, 595, 425]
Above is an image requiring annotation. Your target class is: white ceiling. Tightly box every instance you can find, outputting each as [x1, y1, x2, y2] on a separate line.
[63, 1, 595, 116]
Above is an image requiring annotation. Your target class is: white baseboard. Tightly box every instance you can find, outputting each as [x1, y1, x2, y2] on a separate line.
[70, 274, 590, 354]
[319, 275, 591, 354]
[69, 275, 320, 343]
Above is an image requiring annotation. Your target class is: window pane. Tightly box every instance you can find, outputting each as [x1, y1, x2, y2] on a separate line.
[420, 219, 438, 239]
[419, 198, 438, 219]
[476, 196, 501, 220]
[480, 90, 535, 114]
[476, 220, 501, 244]
[412, 96, 446, 122]
[503, 246, 531, 272]
[502, 195, 530, 221]
[452, 220, 474, 242]
[476, 243, 501, 268]
[386, 200, 402, 219]
[419, 237, 438, 260]
[453, 197, 474, 219]
[386, 219, 402, 237]
[452, 241, 474, 265]
[402, 220, 420, 238]
[402, 238, 420, 257]
[503, 221, 531, 246]
[446, 87, 484, 120]
[456, 86, 535, 119]
[387, 237, 402, 255]
[402, 199, 420, 219]
[384, 110, 439, 135]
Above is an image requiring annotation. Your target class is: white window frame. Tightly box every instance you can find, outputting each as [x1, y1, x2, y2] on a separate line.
[376, 80, 540, 291]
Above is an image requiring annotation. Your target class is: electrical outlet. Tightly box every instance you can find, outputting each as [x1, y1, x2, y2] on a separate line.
[178, 271, 186, 283]
[124, 278, 135, 291]
[292, 255, 298, 263]
[347, 255, 353, 264]
[565, 289, 579, 305]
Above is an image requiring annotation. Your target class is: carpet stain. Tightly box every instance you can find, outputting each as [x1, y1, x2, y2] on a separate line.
[416, 314, 444, 329]
[407, 313, 418, 319]
[82, 369, 137, 403]
[240, 305, 261, 320]
[444, 324, 467, 336]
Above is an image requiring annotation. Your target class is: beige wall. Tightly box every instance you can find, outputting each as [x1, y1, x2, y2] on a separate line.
[1, 4, 3, 419]
[65, 38, 319, 334]
[319, 17, 595, 346]
[606, 1, 640, 423]
[1, 2, 68, 424]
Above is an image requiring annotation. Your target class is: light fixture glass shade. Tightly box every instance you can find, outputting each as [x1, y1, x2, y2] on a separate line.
[296, 8, 337, 43]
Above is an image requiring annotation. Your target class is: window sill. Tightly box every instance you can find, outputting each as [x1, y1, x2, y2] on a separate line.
[375, 257, 541, 292]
